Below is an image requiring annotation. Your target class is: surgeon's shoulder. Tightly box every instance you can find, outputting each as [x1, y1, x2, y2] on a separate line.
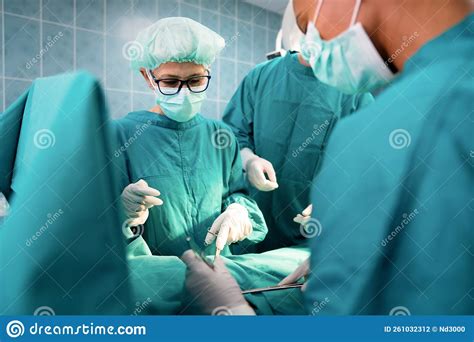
[431, 79, 473, 146]
[113, 111, 145, 131]
[241, 55, 286, 84]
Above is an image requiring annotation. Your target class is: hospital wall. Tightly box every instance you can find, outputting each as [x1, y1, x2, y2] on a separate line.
[0, 0, 281, 119]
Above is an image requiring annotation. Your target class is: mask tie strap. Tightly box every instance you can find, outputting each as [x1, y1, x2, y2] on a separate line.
[350, 0, 362, 25]
[311, 0, 324, 25]
[146, 69, 158, 91]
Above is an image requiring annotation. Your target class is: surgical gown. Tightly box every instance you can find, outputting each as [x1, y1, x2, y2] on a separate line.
[114, 111, 267, 257]
[222, 52, 374, 251]
[305, 13, 474, 315]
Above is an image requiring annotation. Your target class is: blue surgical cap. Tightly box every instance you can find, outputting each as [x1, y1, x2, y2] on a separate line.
[130, 17, 225, 71]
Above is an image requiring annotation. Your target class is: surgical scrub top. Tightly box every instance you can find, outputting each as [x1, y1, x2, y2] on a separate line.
[305, 14, 474, 315]
[222, 52, 374, 251]
[114, 111, 267, 257]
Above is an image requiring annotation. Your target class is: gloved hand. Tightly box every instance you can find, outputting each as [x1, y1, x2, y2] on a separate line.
[205, 203, 252, 250]
[278, 258, 310, 291]
[293, 204, 313, 227]
[121, 179, 163, 226]
[181, 250, 255, 315]
[241, 147, 278, 192]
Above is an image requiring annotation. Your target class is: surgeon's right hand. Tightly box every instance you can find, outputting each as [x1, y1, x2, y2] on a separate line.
[241, 148, 278, 192]
[121, 179, 163, 226]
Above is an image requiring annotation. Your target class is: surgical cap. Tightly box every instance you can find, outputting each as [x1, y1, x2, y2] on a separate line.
[130, 17, 225, 71]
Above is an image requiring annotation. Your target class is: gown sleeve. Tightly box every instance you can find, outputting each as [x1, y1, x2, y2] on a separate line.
[222, 69, 258, 151]
[111, 119, 155, 256]
[221, 132, 268, 250]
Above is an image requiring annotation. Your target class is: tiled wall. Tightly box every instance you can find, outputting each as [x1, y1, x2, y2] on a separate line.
[0, 0, 282, 119]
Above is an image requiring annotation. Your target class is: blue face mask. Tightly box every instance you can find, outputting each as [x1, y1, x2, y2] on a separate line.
[300, 0, 394, 94]
[154, 87, 206, 122]
[146, 70, 207, 122]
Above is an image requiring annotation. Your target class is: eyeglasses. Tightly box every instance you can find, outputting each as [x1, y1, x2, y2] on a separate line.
[150, 70, 211, 95]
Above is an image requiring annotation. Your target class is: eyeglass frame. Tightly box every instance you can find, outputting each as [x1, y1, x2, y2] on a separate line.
[149, 69, 212, 95]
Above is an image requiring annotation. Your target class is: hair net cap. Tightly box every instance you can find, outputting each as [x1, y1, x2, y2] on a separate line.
[130, 17, 225, 71]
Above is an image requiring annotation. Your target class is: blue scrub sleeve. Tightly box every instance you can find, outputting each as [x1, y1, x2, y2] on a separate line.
[221, 71, 257, 151]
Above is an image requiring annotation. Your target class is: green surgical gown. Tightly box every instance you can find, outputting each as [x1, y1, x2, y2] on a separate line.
[305, 14, 474, 315]
[222, 52, 374, 251]
[114, 112, 267, 257]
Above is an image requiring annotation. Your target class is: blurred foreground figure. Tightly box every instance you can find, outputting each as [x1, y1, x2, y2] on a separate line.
[0, 72, 131, 314]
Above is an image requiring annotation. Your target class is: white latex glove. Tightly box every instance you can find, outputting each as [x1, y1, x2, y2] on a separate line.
[293, 204, 313, 227]
[241, 147, 278, 192]
[181, 250, 256, 315]
[204, 203, 253, 251]
[0, 192, 9, 218]
[278, 258, 310, 291]
[121, 179, 163, 226]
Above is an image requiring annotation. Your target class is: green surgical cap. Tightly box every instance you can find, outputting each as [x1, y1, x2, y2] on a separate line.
[129, 17, 225, 71]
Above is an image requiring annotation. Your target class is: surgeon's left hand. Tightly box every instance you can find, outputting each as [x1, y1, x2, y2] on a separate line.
[279, 258, 310, 291]
[204, 203, 253, 250]
[181, 250, 255, 315]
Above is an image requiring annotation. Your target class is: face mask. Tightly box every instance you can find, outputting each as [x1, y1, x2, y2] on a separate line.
[146, 70, 206, 122]
[301, 0, 394, 94]
[281, 0, 304, 51]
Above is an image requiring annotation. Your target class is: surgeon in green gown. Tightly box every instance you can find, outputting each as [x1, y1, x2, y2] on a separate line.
[115, 17, 267, 258]
[222, 0, 374, 251]
[182, 0, 474, 315]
